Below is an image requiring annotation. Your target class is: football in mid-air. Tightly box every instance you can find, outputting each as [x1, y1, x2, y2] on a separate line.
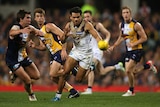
[98, 40, 108, 50]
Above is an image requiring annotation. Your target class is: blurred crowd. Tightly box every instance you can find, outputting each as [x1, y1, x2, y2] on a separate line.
[0, 4, 160, 87]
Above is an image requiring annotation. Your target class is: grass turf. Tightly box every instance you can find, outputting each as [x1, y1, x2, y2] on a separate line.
[0, 92, 159, 107]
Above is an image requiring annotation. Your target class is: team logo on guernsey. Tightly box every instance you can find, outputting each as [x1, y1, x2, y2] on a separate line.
[132, 54, 136, 59]
[54, 56, 57, 60]
[13, 63, 20, 70]
[76, 31, 83, 35]
[20, 33, 28, 43]
[125, 58, 129, 62]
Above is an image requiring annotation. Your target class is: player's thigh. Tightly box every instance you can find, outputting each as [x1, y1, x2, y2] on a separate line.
[125, 59, 136, 72]
[94, 59, 103, 73]
[64, 56, 78, 74]
[15, 66, 31, 83]
[49, 61, 62, 76]
[24, 62, 40, 79]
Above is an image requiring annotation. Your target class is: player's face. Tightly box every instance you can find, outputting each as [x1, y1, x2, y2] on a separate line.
[20, 14, 31, 27]
[34, 13, 45, 26]
[122, 9, 131, 23]
[83, 13, 92, 22]
[70, 13, 82, 26]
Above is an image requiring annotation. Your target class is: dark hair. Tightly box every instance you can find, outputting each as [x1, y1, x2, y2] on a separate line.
[83, 10, 92, 15]
[16, 9, 30, 22]
[34, 8, 45, 17]
[69, 7, 82, 15]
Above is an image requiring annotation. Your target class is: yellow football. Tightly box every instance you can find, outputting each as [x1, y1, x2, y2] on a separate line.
[98, 40, 108, 50]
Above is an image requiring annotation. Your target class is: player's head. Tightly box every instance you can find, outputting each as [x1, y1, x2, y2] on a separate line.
[34, 8, 45, 27]
[16, 9, 31, 27]
[121, 6, 132, 22]
[83, 10, 92, 22]
[69, 7, 82, 26]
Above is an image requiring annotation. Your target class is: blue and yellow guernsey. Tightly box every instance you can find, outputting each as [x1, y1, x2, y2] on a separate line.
[40, 24, 62, 55]
[121, 19, 143, 51]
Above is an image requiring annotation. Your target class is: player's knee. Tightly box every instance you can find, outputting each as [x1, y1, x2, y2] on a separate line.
[49, 73, 58, 78]
[34, 73, 40, 80]
[34, 76, 40, 80]
[126, 70, 131, 74]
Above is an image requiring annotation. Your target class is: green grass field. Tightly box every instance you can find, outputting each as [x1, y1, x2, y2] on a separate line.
[0, 92, 159, 107]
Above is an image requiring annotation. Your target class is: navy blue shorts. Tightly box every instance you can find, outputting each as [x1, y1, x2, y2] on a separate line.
[125, 49, 144, 63]
[50, 50, 65, 65]
[6, 57, 32, 72]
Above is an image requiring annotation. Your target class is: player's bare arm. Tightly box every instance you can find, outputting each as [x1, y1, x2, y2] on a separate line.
[130, 22, 147, 47]
[61, 22, 71, 43]
[9, 25, 31, 39]
[108, 23, 124, 52]
[61, 43, 68, 61]
[29, 25, 44, 36]
[85, 21, 102, 42]
[96, 22, 111, 42]
[46, 23, 64, 39]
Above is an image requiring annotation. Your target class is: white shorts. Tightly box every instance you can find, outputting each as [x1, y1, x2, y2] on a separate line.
[69, 48, 93, 69]
[92, 49, 103, 62]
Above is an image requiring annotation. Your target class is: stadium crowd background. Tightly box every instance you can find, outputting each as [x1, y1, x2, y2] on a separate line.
[0, 0, 160, 88]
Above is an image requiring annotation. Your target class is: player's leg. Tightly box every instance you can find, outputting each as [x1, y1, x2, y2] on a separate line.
[122, 59, 136, 96]
[74, 53, 92, 95]
[22, 58, 40, 101]
[15, 66, 37, 101]
[133, 60, 157, 74]
[49, 61, 64, 78]
[81, 70, 94, 94]
[114, 62, 125, 72]
[24, 62, 40, 80]
[81, 60, 95, 95]
[9, 70, 17, 83]
[100, 62, 125, 75]
[53, 56, 78, 101]
[65, 82, 80, 98]
[75, 66, 88, 82]
[76, 58, 91, 94]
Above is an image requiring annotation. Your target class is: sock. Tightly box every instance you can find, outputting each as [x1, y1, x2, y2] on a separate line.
[71, 67, 78, 76]
[64, 82, 73, 92]
[55, 91, 62, 98]
[129, 87, 134, 93]
[87, 87, 92, 92]
[24, 83, 33, 95]
[29, 93, 34, 96]
[114, 64, 120, 70]
[143, 63, 150, 70]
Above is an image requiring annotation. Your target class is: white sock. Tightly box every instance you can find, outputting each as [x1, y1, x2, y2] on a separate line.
[87, 88, 92, 92]
[114, 64, 120, 70]
[55, 93, 62, 98]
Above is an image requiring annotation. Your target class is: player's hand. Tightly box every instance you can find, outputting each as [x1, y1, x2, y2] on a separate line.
[36, 30, 44, 36]
[107, 45, 114, 53]
[21, 27, 31, 34]
[28, 40, 35, 48]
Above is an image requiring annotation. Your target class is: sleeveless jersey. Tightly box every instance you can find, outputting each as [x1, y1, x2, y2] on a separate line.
[40, 24, 62, 55]
[69, 21, 92, 53]
[6, 24, 28, 62]
[121, 19, 143, 51]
